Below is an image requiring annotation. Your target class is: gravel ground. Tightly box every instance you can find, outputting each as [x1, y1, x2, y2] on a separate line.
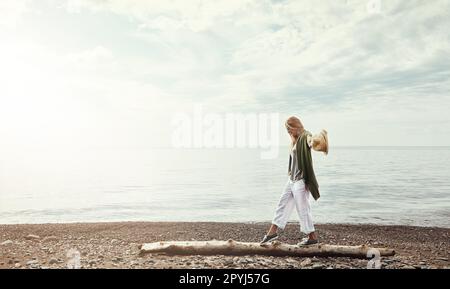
[0, 221, 448, 269]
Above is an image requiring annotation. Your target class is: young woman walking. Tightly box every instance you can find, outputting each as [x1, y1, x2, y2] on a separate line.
[261, 116, 326, 246]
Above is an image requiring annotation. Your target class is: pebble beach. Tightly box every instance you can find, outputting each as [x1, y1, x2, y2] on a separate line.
[1, 222, 448, 269]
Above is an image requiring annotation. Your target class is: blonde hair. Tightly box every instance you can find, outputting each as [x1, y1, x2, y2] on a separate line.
[285, 116, 305, 149]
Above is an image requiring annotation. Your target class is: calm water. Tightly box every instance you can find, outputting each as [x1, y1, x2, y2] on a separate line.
[1, 147, 449, 227]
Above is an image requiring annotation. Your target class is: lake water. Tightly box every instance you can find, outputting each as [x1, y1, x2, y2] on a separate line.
[1, 146, 449, 227]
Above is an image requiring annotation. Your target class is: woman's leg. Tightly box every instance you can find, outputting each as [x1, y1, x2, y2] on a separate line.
[292, 180, 317, 239]
[269, 181, 295, 235]
[267, 224, 278, 236]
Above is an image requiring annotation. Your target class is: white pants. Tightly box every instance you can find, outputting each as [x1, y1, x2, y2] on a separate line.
[271, 178, 315, 234]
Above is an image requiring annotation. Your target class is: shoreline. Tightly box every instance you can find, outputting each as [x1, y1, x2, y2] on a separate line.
[1, 220, 448, 229]
[1, 222, 449, 269]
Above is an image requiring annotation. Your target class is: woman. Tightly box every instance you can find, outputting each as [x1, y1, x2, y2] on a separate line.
[261, 116, 321, 246]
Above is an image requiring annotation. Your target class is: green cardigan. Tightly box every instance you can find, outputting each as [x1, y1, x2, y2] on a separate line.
[288, 130, 320, 201]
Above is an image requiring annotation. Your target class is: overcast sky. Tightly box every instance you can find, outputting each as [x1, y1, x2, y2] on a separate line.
[0, 0, 449, 150]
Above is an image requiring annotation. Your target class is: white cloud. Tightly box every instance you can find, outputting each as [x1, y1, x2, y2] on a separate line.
[66, 45, 113, 63]
[0, 0, 29, 28]
[65, 0, 255, 31]
[1, 0, 449, 147]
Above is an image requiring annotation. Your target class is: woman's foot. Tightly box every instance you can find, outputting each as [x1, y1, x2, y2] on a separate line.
[297, 237, 319, 246]
[261, 224, 279, 245]
[260, 233, 278, 245]
[297, 232, 319, 246]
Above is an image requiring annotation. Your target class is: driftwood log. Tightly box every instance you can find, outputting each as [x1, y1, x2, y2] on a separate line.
[139, 239, 395, 259]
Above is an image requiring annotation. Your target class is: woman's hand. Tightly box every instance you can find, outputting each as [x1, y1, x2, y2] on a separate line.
[307, 135, 313, 148]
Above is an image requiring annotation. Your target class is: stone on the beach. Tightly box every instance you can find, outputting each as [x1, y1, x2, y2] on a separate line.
[221, 259, 232, 266]
[49, 258, 58, 265]
[25, 234, 40, 240]
[26, 260, 40, 268]
[27, 260, 38, 265]
[312, 263, 324, 269]
[110, 239, 119, 244]
[1, 240, 13, 246]
[129, 261, 139, 266]
[300, 258, 312, 267]
[112, 257, 123, 262]
[14, 263, 21, 268]
[43, 236, 58, 242]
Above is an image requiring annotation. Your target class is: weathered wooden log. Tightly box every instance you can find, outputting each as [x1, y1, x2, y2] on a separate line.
[139, 239, 395, 259]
